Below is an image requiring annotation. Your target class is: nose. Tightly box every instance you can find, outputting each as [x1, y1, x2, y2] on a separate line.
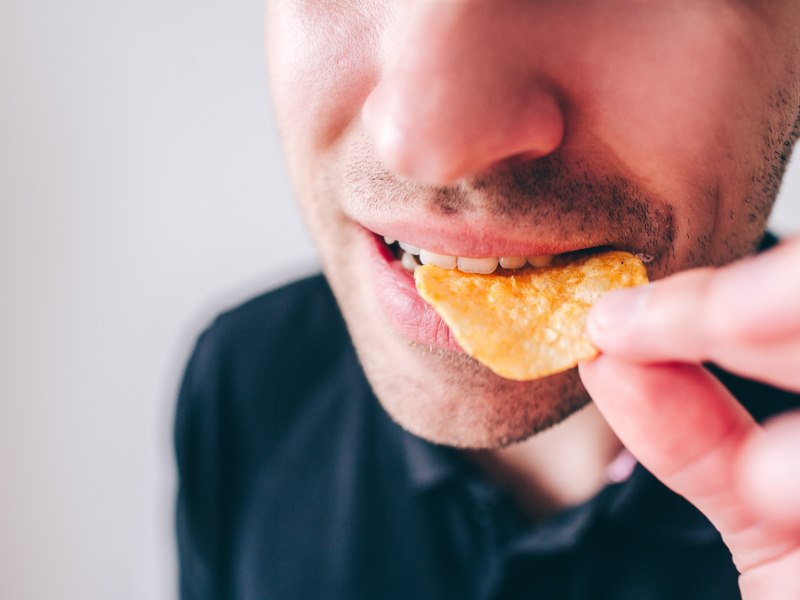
[362, 1, 564, 185]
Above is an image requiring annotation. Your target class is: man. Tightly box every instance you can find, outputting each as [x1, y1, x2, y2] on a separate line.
[176, 1, 800, 598]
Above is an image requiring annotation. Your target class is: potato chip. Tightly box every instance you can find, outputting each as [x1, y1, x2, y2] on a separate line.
[414, 250, 648, 380]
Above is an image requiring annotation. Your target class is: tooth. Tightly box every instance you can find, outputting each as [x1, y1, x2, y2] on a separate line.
[499, 256, 527, 270]
[457, 256, 499, 274]
[419, 249, 457, 269]
[384, 236, 396, 245]
[528, 255, 553, 268]
[399, 241, 420, 255]
[401, 251, 419, 272]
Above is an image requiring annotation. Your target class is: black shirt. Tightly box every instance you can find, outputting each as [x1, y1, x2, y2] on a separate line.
[175, 263, 799, 599]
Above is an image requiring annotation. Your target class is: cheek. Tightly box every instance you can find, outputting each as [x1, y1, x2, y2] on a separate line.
[575, 8, 787, 261]
[573, 8, 773, 199]
[266, 2, 382, 161]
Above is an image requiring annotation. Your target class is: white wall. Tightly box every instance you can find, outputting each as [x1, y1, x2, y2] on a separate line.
[1, 1, 799, 599]
[772, 151, 800, 236]
[1, 1, 317, 599]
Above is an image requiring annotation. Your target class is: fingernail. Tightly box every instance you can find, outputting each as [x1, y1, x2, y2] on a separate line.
[588, 285, 650, 336]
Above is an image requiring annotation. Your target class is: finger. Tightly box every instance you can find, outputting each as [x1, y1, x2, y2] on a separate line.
[737, 411, 800, 530]
[586, 237, 800, 391]
[578, 356, 800, 576]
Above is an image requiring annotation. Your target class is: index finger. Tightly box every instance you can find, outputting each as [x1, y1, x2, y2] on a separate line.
[585, 236, 800, 391]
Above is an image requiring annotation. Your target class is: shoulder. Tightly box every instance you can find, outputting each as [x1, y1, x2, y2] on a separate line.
[183, 274, 350, 396]
[174, 275, 369, 598]
[174, 274, 362, 458]
[197, 273, 345, 370]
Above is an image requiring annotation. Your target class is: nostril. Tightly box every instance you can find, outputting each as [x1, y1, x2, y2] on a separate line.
[363, 83, 453, 184]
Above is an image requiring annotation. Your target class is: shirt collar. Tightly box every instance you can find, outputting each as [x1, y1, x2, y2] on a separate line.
[397, 424, 714, 549]
[398, 425, 730, 548]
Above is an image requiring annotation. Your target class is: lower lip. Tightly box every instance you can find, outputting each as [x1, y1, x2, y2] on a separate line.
[360, 228, 465, 353]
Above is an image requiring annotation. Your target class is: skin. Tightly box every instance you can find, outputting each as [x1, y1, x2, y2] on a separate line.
[266, 1, 800, 595]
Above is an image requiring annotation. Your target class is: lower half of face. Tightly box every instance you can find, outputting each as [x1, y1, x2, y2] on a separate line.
[286, 135, 784, 449]
[269, 1, 800, 449]
[299, 177, 593, 448]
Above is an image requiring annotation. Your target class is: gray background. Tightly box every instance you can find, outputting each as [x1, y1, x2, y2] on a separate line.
[1, 1, 798, 598]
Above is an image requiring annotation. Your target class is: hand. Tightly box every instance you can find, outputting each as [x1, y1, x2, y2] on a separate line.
[578, 235, 800, 599]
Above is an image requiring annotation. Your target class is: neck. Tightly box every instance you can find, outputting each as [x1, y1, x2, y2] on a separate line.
[465, 404, 624, 522]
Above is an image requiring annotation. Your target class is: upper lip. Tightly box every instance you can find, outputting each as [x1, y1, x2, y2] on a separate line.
[357, 216, 618, 258]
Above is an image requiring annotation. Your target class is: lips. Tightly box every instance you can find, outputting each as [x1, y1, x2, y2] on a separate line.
[361, 228, 464, 352]
[354, 212, 608, 256]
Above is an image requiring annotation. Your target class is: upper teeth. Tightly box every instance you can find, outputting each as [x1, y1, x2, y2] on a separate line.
[457, 256, 499, 274]
[386, 236, 554, 274]
[499, 256, 527, 269]
[398, 241, 420, 255]
[419, 249, 457, 269]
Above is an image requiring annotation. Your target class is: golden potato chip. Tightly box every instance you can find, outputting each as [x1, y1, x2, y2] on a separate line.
[414, 251, 648, 381]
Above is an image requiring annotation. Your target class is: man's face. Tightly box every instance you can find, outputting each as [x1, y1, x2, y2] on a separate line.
[266, 1, 800, 448]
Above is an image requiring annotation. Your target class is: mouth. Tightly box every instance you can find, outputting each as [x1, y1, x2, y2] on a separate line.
[359, 224, 646, 355]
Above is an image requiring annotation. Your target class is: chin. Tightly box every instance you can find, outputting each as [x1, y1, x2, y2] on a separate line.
[351, 319, 592, 449]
